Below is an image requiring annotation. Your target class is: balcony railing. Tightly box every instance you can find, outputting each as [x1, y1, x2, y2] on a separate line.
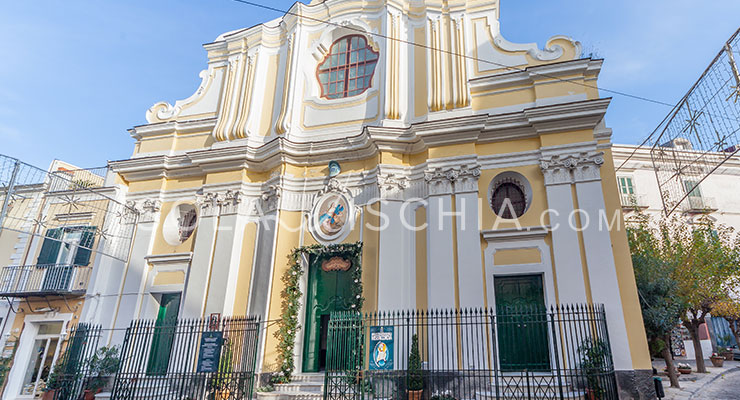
[48, 167, 109, 193]
[620, 193, 649, 209]
[0, 264, 92, 297]
[680, 196, 718, 213]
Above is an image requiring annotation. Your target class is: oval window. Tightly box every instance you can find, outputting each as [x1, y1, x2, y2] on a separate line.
[491, 181, 527, 219]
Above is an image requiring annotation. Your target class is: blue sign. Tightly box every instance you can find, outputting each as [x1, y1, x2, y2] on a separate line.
[197, 331, 223, 373]
[369, 326, 394, 370]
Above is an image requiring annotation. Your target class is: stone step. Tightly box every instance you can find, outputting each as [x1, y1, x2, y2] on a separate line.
[257, 391, 324, 400]
[275, 381, 324, 393]
[476, 389, 585, 400]
[290, 373, 325, 383]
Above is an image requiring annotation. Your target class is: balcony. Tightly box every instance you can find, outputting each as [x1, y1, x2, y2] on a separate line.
[679, 196, 718, 213]
[48, 167, 109, 193]
[620, 193, 649, 210]
[0, 264, 92, 297]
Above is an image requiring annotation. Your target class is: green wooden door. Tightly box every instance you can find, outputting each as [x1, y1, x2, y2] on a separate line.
[147, 293, 181, 375]
[302, 256, 355, 372]
[494, 275, 550, 371]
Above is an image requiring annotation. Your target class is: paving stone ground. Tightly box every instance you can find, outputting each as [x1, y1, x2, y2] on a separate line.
[652, 359, 740, 400]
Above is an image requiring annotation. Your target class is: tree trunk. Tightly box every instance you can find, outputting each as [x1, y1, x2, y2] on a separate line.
[685, 320, 707, 373]
[730, 320, 740, 349]
[662, 335, 680, 388]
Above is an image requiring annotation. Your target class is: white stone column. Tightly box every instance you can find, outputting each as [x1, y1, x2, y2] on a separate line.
[424, 168, 456, 309]
[539, 158, 589, 304]
[182, 193, 220, 318]
[204, 191, 247, 316]
[452, 165, 485, 308]
[572, 152, 633, 371]
[377, 174, 414, 311]
[109, 200, 160, 343]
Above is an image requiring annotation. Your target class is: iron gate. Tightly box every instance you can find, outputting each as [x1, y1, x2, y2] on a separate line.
[111, 316, 261, 400]
[50, 323, 103, 400]
[324, 305, 618, 400]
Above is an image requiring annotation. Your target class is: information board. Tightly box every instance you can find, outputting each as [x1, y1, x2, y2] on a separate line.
[197, 331, 224, 373]
[369, 326, 394, 370]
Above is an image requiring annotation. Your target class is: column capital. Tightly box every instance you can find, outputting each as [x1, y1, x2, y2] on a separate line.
[127, 199, 161, 223]
[424, 163, 481, 196]
[539, 151, 604, 185]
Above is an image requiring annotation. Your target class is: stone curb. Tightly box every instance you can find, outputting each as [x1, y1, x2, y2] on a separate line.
[686, 366, 740, 399]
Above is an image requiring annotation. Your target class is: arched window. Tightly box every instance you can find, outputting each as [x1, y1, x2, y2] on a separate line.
[491, 181, 527, 219]
[317, 35, 379, 99]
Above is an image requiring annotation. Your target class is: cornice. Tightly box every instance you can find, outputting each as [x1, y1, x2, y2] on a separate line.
[469, 59, 603, 95]
[129, 118, 218, 140]
[112, 99, 610, 182]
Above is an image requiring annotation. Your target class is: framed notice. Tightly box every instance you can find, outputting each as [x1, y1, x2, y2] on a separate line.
[369, 326, 394, 370]
[197, 331, 224, 373]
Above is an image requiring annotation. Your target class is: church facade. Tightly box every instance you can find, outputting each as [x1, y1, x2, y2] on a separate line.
[92, 0, 651, 397]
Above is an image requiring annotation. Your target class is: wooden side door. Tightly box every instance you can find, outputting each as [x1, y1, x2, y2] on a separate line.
[494, 274, 550, 371]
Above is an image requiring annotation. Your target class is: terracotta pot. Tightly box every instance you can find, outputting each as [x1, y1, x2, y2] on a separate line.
[585, 388, 598, 400]
[722, 351, 734, 361]
[677, 368, 692, 375]
[84, 389, 103, 400]
[408, 389, 423, 400]
[42, 391, 56, 400]
[710, 356, 725, 367]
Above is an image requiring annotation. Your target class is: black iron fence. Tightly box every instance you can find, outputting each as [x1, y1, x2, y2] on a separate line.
[111, 316, 261, 400]
[325, 305, 617, 400]
[49, 323, 104, 400]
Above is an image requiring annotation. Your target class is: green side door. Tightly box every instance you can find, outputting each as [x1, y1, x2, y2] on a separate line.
[302, 256, 355, 372]
[147, 293, 181, 375]
[494, 274, 550, 371]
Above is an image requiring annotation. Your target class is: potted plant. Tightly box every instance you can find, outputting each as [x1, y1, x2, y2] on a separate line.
[718, 339, 735, 360]
[579, 339, 609, 400]
[84, 347, 120, 400]
[676, 363, 692, 374]
[212, 342, 233, 399]
[42, 356, 69, 400]
[407, 334, 423, 400]
[710, 352, 725, 368]
[430, 390, 456, 400]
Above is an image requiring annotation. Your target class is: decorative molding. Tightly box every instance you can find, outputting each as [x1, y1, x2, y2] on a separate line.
[145, 69, 214, 124]
[481, 226, 550, 242]
[424, 164, 481, 196]
[195, 192, 221, 217]
[377, 173, 409, 200]
[540, 151, 604, 185]
[219, 190, 242, 215]
[116, 98, 611, 181]
[260, 185, 282, 214]
[144, 252, 194, 265]
[126, 199, 161, 223]
[55, 212, 94, 222]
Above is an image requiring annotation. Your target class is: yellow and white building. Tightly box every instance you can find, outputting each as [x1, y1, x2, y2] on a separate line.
[0, 160, 117, 398]
[97, 0, 652, 397]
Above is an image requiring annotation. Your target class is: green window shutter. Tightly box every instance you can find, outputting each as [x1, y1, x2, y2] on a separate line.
[36, 228, 63, 265]
[73, 227, 96, 266]
[626, 177, 634, 194]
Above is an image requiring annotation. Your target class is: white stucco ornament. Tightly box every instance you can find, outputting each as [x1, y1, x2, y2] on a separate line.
[310, 179, 354, 243]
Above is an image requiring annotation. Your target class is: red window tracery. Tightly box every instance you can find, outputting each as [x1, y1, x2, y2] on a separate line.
[317, 35, 379, 99]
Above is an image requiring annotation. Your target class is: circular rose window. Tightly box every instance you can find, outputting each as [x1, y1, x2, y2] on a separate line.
[163, 203, 198, 245]
[489, 172, 532, 220]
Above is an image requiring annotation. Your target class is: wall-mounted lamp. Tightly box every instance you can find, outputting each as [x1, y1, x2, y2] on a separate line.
[328, 161, 341, 177]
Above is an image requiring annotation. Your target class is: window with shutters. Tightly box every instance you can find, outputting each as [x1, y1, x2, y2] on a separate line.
[618, 176, 634, 195]
[683, 180, 702, 198]
[317, 35, 379, 99]
[36, 226, 96, 267]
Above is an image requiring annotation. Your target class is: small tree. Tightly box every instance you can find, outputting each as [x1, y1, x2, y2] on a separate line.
[86, 347, 120, 393]
[668, 217, 740, 373]
[407, 334, 423, 392]
[712, 299, 740, 347]
[627, 215, 685, 388]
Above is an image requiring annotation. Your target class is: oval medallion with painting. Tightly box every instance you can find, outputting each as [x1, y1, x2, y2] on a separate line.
[311, 192, 352, 242]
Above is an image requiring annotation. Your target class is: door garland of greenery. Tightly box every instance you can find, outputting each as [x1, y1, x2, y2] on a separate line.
[274, 242, 364, 382]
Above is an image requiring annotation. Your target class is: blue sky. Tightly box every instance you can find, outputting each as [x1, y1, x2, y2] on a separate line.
[1, 0, 739, 169]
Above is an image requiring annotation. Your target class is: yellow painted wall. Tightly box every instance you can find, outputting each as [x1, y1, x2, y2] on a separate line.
[599, 146, 652, 370]
[153, 271, 186, 286]
[493, 247, 541, 265]
[233, 222, 258, 315]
